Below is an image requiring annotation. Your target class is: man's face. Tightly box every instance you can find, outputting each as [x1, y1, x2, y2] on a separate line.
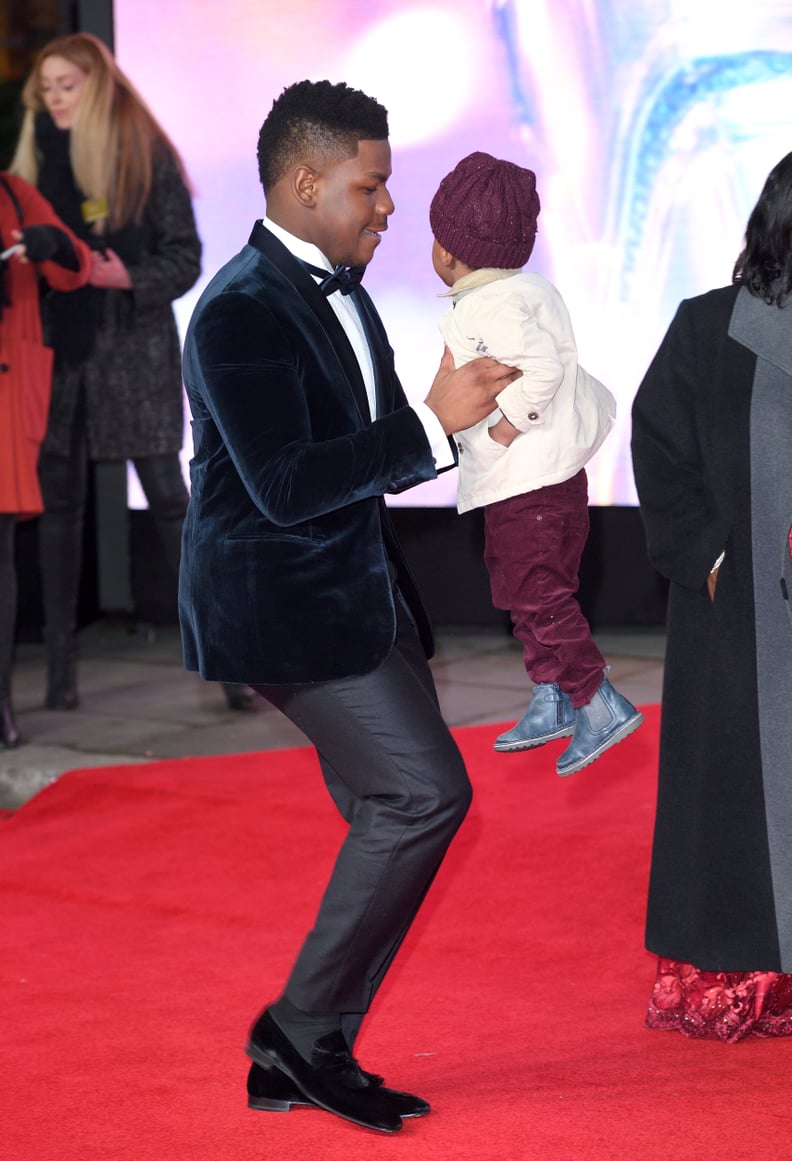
[309, 139, 394, 268]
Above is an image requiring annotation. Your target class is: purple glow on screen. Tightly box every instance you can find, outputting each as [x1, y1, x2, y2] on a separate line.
[116, 0, 792, 507]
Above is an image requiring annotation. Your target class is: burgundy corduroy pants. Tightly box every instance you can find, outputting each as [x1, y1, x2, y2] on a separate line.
[483, 469, 605, 708]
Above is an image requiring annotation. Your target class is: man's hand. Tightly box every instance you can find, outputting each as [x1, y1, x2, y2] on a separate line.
[424, 347, 521, 435]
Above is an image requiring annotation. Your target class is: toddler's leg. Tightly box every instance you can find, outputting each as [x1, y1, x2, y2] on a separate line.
[485, 472, 642, 767]
[484, 471, 604, 705]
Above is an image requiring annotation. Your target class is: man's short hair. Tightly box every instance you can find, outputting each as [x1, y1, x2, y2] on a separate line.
[257, 79, 389, 192]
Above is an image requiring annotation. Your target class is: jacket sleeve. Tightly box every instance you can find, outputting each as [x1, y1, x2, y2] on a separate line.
[631, 299, 730, 590]
[187, 289, 438, 526]
[483, 292, 565, 429]
[129, 149, 202, 311]
[12, 176, 91, 291]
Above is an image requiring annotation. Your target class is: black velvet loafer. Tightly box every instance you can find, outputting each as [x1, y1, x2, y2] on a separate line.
[246, 1060, 430, 1118]
[246, 1010, 402, 1134]
[247, 1061, 313, 1111]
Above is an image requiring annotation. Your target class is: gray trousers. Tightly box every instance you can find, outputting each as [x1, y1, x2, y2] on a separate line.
[253, 594, 471, 1043]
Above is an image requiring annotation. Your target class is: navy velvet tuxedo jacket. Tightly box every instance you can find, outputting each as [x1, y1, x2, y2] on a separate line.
[179, 222, 440, 685]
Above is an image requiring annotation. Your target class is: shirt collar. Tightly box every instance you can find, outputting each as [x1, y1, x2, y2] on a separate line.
[261, 217, 334, 274]
[438, 266, 524, 300]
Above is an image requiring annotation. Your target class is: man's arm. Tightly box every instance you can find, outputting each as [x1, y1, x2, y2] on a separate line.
[188, 291, 442, 526]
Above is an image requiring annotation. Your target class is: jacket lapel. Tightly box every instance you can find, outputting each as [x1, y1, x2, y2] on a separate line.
[247, 222, 372, 424]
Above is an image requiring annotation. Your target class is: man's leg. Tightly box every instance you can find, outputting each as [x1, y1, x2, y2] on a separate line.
[246, 597, 470, 1129]
[256, 595, 471, 1026]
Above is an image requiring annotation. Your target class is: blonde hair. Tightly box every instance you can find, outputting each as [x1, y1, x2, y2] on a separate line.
[9, 32, 190, 231]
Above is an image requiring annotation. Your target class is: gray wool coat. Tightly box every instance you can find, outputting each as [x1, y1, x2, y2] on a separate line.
[632, 283, 792, 973]
[43, 148, 201, 460]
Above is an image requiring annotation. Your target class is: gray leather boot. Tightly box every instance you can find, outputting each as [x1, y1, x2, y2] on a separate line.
[556, 675, 643, 776]
[494, 682, 576, 752]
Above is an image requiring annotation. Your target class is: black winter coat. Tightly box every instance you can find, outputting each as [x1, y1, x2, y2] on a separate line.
[632, 283, 792, 972]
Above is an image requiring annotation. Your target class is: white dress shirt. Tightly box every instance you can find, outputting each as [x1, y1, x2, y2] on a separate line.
[263, 218, 452, 467]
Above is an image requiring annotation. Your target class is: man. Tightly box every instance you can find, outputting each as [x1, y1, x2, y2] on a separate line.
[179, 79, 519, 1135]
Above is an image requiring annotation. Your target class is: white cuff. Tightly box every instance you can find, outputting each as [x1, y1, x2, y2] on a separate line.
[412, 401, 455, 470]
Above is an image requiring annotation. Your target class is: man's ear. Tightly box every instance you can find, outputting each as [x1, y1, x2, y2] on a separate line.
[294, 166, 318, 207]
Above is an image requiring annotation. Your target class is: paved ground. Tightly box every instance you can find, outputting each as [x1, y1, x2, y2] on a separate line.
[0, 620, 664, 810]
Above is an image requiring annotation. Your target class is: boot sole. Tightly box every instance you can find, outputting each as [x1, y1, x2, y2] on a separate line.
[494, 726, 575, 752]
[556, 711, 644, 776]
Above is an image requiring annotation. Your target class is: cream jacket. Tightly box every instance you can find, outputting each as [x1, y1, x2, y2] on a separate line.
[439, 269, 616, 513]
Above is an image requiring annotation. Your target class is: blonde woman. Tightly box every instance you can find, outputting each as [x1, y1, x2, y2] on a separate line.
[10, 33, 207, 710]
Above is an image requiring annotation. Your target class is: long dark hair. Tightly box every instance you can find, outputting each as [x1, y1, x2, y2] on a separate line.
[733, 152, 792, 306]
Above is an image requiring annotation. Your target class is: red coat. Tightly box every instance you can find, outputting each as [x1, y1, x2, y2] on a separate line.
[0, 174, 90, 517]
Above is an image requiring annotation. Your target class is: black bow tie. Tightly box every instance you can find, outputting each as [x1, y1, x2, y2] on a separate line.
[301, 260, 365, 296]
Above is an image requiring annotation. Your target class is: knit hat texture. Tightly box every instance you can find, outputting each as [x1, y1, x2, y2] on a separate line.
[430, 151, 540, 269]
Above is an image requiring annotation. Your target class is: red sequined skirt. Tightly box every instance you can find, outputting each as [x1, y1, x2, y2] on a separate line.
[646, 957, 792, 1042]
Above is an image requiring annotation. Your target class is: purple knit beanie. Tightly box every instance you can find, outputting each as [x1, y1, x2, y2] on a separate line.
[429, 151, 541, 269]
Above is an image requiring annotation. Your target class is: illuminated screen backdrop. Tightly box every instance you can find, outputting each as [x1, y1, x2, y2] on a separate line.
[114, 0, 792, 506]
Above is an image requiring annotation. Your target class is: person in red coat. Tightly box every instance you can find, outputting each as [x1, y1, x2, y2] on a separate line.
[0, 173, 90, 746]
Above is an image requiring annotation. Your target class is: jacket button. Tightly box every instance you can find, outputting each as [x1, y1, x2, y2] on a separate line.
[0, 363, 9, 373]
[528, 411, 539, 421]
[456, 442, 463, 454]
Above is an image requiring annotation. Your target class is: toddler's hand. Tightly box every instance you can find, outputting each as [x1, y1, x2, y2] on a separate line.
[488, 414, 519, 447]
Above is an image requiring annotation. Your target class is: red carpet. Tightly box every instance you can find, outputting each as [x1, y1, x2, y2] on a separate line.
[2, 705, 791, 1161]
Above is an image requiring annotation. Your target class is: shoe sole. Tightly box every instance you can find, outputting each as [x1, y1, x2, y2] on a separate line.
[248, 1094, 312, 1113]
[556, 711, 644, 777]
[247, 1094, 427, 1118]
[494, 726, 575, 752]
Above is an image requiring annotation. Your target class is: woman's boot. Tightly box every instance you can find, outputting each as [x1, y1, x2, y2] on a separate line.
[38, 504, 84, 712]
[0, 515, 23, 744]
[222, 681, 259, 711]
[0, 686, 22, 748]
[43, 630, 79, 710]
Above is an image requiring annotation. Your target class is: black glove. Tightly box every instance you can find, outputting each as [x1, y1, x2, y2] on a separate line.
[21, 224, 80, 270]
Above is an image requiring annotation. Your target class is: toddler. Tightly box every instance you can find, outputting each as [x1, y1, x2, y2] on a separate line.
[430, 151, 643, 775]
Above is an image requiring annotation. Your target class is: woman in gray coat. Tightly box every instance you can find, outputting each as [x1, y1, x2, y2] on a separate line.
[10, 32, 202, 709]
[631, 152, 792, 1042]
